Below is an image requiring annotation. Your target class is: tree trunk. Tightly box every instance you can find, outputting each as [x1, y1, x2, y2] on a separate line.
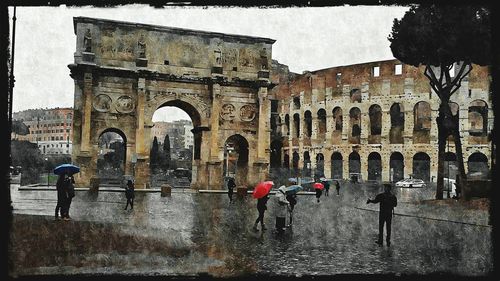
[436, 111, 445, 200]
[451, 124, 469, 200]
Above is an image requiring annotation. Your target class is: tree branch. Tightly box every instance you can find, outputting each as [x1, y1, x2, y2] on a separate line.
[424, 65, 442, 98]
[450, 62, 472, 96]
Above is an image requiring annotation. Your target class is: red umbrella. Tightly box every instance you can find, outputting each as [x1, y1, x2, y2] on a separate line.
[253, 181, 274, 199]
[313, 182, 324, 190]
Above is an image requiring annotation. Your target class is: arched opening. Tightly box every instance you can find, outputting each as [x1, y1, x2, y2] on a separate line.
[368, 152, 382, 181]
[317, 109, 327, 139]
[369, 104, 382, 136]
[349, 107, 361, 144]
[293, 96, 301, 110]
[303, 151, 311, 177]
[304, 110, 312, 138]
[390, 152, 404, 182]
[447, 102, 459, 142]
[467, 152, 489, 179]
[468, 100, 488, 137]
[224, 134, 249, 185]
[444, 152, 457, 179]
[270, 140, 282, 168]
[331, 152, 343, 179]
[97, 128, 126, 183]
[293, 113, 300, 138]
[315, 153, 324, 178]
[151, 102, 199, 187]
[412, 152, 430, 182]
[413, 101, 431, 144]
[333, 107, 343, 131]
[283, 153, 290, 169]
[390, 103, 404, 144]
[349, 151, 361, 175]
[285, 114, 290, 136]
[350, 88, 361, 103]
[292, 151, 299, 171]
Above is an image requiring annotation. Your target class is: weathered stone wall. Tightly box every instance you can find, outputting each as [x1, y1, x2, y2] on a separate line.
[275, 59, 492, 182]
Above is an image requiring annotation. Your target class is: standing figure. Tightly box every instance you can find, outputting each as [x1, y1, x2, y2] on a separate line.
[124, 180, 135, 210]
[253, 194, 269, 231]
[274, 186, 290, 233]
[55, 174, 67, 220]
[315, 187, 323, 203]
[83, 28, 92, 52]
[61, 175, 75, 221]
[367, 184, 398, 246]
[227, 177, 236, 203]
[286, 193, 297, 226]
[322, 180, 330, 196]
[335, 180, 341, 196]
[455, 174, 461, 199]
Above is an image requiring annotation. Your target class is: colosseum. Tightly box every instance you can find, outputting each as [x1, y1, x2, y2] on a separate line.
[269, 59, 492, 184]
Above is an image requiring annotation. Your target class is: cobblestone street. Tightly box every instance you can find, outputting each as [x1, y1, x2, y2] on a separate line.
[8, 182, 492, 277]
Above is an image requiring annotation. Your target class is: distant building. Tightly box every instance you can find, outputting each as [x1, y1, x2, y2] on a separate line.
[13, 107, 74, 155]
[151, 119, 193, 150]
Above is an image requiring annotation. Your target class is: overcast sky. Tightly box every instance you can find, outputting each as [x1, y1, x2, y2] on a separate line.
[8, 5, 409, 121]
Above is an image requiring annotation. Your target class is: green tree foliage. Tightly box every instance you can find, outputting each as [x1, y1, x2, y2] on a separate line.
[12, 120, 29, 137]
[11, 140, 44, 185]
[388, 4, 491, 200]
[150, 136, 160, 171]
[163, 134, 171, 170]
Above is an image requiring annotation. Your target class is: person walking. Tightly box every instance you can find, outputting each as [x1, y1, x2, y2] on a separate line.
[315, 187, 323, 203]
[322, 179, 330, 196]
[275, 186, 290, 233]
[286, 193, 297, 226]
[124, 179, 135, 210]
[335, 180, 341, 196]
[61, 174, 75, 221]
[253, 194, 270, 231]
[227, 177, 236, 203]
[366, 183, 397, 247]
[55, 174, 67, 220]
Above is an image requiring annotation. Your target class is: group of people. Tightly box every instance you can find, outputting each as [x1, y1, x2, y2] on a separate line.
[55, 174, 76, 220]
[249, 180, 397, 246]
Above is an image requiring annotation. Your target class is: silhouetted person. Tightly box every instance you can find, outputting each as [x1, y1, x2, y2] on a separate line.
[227, 177, 236, 203]
[275, 186, 290, 233]
[322, 180, 330, 196]
[335, 180, 341, 195]
[315, 187, 323, 203]
[124, 180, 135, 210]
[61, 175, 75, 220]
[253, 194, 269, 231]
[55, 174, 67, 220]
[455, 175, 461, 199]
[367, 184, 397, 246]
[286, 193, 297, 226]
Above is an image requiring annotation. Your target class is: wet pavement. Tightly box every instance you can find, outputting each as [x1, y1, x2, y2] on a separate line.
[8, 181, 492, 277]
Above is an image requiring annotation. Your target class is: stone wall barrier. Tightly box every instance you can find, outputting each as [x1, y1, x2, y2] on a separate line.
[161, 184, 172, 197]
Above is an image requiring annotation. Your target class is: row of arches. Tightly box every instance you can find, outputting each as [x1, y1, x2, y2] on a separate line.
[277, 99, 489, 143]
[279, 150, 490, 182]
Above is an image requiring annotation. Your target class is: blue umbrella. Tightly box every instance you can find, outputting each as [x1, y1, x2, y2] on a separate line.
[53, 164, 80, 175]
[285, 185, 303, 195]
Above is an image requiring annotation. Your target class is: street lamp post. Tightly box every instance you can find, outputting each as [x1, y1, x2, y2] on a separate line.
[45, 158, 49, 187]
[447, 138, 451, 199]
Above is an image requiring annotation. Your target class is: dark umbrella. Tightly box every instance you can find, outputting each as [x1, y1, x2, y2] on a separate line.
[285, 185, 303, 195]
[53, 164, 80, 175]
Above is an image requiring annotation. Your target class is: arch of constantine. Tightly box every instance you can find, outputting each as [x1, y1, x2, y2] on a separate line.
[69, 17, 275, 189]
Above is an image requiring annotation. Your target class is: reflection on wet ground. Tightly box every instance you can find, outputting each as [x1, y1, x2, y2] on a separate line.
[9, 182, 492, 277]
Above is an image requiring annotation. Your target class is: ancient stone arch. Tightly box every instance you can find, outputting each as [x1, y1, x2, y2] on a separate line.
[69, 17, 275, 189]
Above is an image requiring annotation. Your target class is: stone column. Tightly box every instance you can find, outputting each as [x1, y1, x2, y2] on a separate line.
[381, 152, 390, 182]
[360, 151, 368, 183]
[323, 152, 332, 179]
[81, 72, 93, 152]
[135, 78, 146, 156]
[311, 116, 318, 140]
[343, 155, 350, 180]
[208, 83, 223, 189]
[257, 87, 270, 161]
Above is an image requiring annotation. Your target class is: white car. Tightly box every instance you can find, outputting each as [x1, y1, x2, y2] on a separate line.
[395, 178, 426, 188]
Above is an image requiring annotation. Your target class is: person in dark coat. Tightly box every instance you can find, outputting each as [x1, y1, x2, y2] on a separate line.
[124, 180, 135, 210]
[322, 180, 330, 196]
[55, 174, 67, 220]
[367, 184, 397, 246]
[315, 186, 323, 203]
[227, 177, 236, 203]
[61, 174, 75, 220]
[253, 194, 270, 231]
[335, 180, 341, 196]
[286, 193, 297, 226]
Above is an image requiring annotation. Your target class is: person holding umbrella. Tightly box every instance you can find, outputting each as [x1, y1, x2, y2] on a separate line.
[313, 181, 324, 203]
[252, 181, 273, 231]
[55, 174, 67, 220]
[286, 193, 297, 226]
[61, 174, 75, 220]
[53, 164, 79, 221]
[321, 178, 330, 197]
[274, 185, 290, 233]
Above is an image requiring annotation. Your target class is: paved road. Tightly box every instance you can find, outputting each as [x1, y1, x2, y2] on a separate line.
[8, 182, 492, 277]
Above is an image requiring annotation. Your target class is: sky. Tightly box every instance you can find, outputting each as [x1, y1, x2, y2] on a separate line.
[8, 5, 409, 122]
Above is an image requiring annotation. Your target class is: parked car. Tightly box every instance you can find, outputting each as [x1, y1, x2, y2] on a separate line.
[395, 178, 426, 188]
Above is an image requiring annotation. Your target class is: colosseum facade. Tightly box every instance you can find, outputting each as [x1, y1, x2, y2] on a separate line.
[270, 59, 492, 183]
